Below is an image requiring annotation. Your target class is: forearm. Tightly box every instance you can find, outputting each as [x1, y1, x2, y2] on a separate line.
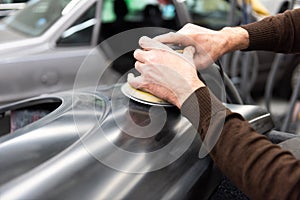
[181, 87, 300, 199]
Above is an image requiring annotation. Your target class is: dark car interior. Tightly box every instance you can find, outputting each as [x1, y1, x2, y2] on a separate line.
[98, 0, 182, 74]
[0, 98, 61, 137]
[99, 0, 180, 41]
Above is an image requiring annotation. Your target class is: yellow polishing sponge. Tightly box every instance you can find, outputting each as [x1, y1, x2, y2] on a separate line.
[121, 82, 173, 107]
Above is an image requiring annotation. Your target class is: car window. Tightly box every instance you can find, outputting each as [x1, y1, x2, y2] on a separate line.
[3, 0, 72, 36]
[99, 0, 180, 41]
[185, 0, 241, 29]
[56, 3, 96, 47]
[0, 0, 30, 19]
[0, 0, 29, 3]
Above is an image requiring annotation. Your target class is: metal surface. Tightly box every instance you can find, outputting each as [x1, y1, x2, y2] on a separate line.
[0, 82, 276, 199]
[225, 103, 274, 134]
[0, 85, 220, 200]
[0, 81, 277, 200]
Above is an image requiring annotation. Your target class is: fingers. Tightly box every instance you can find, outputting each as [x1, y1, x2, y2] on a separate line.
[127, 73, 143, 89]
[178, 23, 212, 34]
[134, 61, 144, 74]
[133, 49, 147, 63]
[182, 46, 195, 63]
[134, 48, 159, 65]
[139, 36, 172, 51]
[134, 42, 196, 70]
[127, 73, 135, 82]
[154, 32, 193, 47]
[127, 72, 152, 95]
[154, 32, 179, 44]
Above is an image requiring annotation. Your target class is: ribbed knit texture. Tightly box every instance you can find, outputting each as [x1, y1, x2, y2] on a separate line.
[180, 10, 300, 199]
[181, 87, 300, 199]
[241, 18, 279, 51]
[181, 87, 226, 135]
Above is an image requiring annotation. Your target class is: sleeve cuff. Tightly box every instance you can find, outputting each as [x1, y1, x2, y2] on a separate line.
[181, 87, 226, 133]
[241, 18, 279, 51]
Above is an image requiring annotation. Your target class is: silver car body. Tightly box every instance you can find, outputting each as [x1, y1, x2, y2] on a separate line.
[0, 83, 274, 199]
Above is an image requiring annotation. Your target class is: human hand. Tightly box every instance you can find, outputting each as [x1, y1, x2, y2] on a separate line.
[154, 23, 249, 69]
[128, 36, 205, 108]
[292, 101, 300, 122]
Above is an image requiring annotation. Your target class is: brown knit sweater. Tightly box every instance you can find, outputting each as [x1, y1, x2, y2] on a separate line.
[182, 8, 300, 200]
[242, 8, 300, 53]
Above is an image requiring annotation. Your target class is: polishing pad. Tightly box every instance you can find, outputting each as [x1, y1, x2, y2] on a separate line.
[121, 83, 173, 107]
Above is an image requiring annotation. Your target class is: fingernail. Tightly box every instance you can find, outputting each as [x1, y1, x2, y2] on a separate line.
[127, 73, 134, 81]
[185, 46, 195, 54]
[128, 73, 134, 78]
[140, 36, 150, 40]
[139, 36, 150, 45]
[133, 49, 142, 57]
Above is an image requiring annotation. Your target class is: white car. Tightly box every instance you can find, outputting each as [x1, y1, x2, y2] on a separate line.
[0, 0, 28, 18]
[0, 0, 190, 104]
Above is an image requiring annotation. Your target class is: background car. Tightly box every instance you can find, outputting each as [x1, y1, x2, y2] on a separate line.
[0, 0, 29, 18]
[0, 0, 191, 104]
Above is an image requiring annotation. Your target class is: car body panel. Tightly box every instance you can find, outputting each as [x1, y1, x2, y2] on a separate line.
[0, 85, 219, 200]
[0, 48, 94, 102]
[0, 23, 28, 42]
[0, 83, 274, 199]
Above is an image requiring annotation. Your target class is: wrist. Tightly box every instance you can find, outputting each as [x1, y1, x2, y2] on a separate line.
[220, 27, 249, 53]
[177, 79, 206, 109]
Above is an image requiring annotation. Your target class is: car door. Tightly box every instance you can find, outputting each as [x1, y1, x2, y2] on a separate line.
[0, 1, 102, 104]
[43, 1, 102, 93]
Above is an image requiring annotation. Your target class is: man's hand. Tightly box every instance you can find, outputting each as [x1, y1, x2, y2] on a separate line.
[128, 36, 205, 108]
[292, 101, 300, 122]
[154, 23, 249, 69]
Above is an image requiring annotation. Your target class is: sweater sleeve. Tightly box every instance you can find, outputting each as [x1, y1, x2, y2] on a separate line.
[241, 8, 300, 53]
[181, 87, 300, 200]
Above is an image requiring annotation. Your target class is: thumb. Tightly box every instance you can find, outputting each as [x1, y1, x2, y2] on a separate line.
[139, 36, 172, 51]
[183, 46, 196, 65]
